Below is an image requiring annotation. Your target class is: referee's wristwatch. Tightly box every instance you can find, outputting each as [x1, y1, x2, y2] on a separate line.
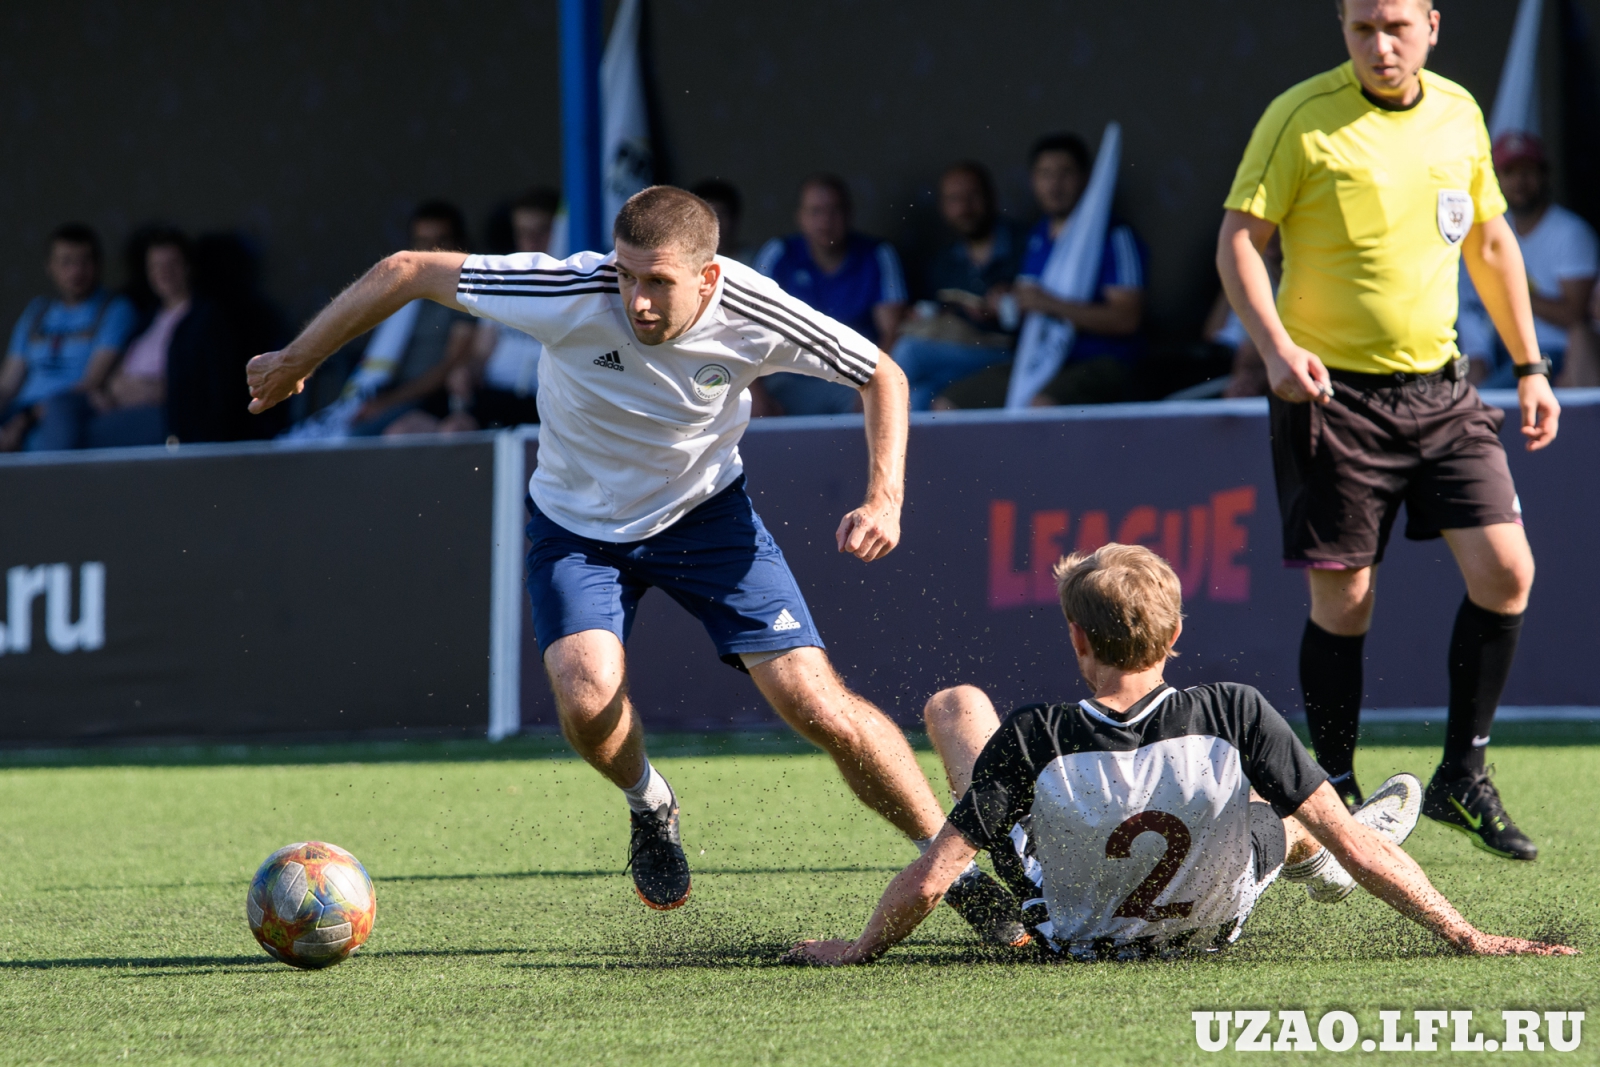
[1513, 357, 1554, 378]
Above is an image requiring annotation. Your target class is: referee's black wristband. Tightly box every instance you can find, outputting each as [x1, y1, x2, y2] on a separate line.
[1513, 358, 1553, 379]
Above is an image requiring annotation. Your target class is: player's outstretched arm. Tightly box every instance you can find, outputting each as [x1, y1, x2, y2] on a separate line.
[1216, 210, 1331, 405]
[1461, 213, 1560, 451]
[1294, 783, 1575, 957]
[245, 251, 470, 415]
[786, 822, 976, 965]
[835, 353, 908, 563]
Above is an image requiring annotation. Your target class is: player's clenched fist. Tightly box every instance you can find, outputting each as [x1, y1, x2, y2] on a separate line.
[1262, 341, 1333, 406]
[246, 350, 309, 414]
[836, 498, 901, 562]
[1516, 373, 1560, 452]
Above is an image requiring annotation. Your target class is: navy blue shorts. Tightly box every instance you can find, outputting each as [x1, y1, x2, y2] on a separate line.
[525, 476, 824, 670]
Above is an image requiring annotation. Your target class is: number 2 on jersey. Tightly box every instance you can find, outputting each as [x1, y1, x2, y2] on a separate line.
[1105, 810, 1195, 920]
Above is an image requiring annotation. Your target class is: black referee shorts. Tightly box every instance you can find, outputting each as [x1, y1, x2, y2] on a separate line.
[1269, 371, 1521, 570]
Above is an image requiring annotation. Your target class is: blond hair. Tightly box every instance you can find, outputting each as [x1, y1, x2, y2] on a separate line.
[1053, 543, 1183, 670]
[612, 185, 720, 266]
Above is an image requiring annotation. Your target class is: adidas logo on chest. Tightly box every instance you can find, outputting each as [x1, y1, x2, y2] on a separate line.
[593, 350, 624, 371]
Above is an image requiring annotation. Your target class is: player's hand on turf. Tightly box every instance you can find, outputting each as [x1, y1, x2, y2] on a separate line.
[1458, 931, 1577, 957]
[1262, 342, 1333, 405]
[246, 350, 310, 414]
[783, 939, 858, 965]
[837, 497, 901, 562]
[1516, 373, 1560, 451]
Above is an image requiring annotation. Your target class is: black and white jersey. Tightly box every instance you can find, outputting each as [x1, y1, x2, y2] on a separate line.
[455, 251, 880, 542]
[949, 683, 1325, 950]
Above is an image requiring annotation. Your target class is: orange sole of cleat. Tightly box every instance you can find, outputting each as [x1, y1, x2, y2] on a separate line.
[1007, 932, 1034, 948]
[635, 882, 691, 911]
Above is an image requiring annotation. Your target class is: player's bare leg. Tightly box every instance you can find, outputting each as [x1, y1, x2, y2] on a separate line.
[1424, 523, 1539, 859]
[1307, 564, 1378, 636]
[923, 685, 1002, 800]
[543, 630, 646, 788]
[749, 647, 944, 841]
[1302, 565, 1379, 808]
[1282, 811, 1321, 866]
[1443, 523, 1534, 614]
[544, 629, 690, 909]
[919, 684, 1033, 947]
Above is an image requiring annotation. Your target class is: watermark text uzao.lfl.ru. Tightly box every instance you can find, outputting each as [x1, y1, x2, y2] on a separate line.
[1191, 1009, 1583, 1052]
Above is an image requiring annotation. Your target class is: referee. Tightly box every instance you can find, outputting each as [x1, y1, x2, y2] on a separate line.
[1217, 0, 1560, 860]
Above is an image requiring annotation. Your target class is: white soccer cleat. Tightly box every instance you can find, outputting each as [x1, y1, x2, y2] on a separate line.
[1283, 772, 1424, 904]
[1351, 772, 1423, 846]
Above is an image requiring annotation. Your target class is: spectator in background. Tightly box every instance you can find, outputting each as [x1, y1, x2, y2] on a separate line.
[754, 174, 907, 415]
[1461, 133, 1598, 387]
[37, 227, 235, 448]
[892, 161, 1024, 410]
[419, 186, 558, 433]
[285, 200, 476, 439]
[0, 224, 137, 450]
[691, 179, 754, 264]
[937, 134, 1149, 408]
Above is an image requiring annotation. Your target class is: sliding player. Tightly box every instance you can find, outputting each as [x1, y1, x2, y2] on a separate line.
[244, 186, 1021, 938]
[790, 545, 1574, 963]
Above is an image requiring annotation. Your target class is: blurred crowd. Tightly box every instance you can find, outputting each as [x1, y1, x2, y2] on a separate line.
[3, 127, 1595, 453]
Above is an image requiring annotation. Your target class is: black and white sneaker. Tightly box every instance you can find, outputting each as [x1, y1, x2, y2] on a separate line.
[943, 868, 1031, 948]
[1284, 773, 1422, 903]
[1422, 765, 1538, 861]
[626, 798, 692, 909]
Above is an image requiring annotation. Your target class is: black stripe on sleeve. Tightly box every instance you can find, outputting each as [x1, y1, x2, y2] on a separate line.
[721, 293, 871, 386]
[721, 283, 876, 383]
[723, 279, 877, 380]
[459, 275, 621, 290]
[457, 285, 619, 298]
[460, 264, 618, 278]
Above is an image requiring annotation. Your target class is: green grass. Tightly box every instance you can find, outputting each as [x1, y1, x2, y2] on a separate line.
[0, 737, 1593, 1065]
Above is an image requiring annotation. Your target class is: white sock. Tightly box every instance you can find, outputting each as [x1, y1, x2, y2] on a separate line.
[913, 836, 935, 855]
[622, 762, 674, 814]
[1281, 847, 1332, 880]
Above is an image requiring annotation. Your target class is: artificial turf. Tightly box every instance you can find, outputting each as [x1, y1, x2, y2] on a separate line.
[0, 732, 1592, 1065]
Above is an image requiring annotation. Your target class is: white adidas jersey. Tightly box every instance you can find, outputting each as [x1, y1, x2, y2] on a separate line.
[950, 683, 1326, 952]
[454, 251, 880, 542]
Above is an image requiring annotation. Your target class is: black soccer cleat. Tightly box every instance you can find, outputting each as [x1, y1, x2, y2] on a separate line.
[1422, 765, 1538, 861]
[944, 868, 1032, 948]
[625, 798, 692, 909]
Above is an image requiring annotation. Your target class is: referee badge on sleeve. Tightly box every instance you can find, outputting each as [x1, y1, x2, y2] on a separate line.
[1437, 189, 1473, 245]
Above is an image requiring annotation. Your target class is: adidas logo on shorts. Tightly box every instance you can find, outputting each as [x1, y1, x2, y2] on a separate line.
[771, 608, 802, 632]
[593, 350, 624, 371]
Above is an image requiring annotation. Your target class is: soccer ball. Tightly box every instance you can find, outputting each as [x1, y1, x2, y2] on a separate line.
[246, 841, 376, 969]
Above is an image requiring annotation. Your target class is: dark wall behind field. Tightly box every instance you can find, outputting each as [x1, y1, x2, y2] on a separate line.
[0, 1, 1582, 345]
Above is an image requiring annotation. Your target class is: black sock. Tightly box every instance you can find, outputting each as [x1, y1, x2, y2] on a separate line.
[1300, 620, 1366, 781]
[1441, 597, 1524, 779]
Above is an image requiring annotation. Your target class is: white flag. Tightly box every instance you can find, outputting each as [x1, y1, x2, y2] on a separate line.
[1489, 0, 1543, 138]
[1005, 122, 1122, 409]
[600, 0, 653, 247]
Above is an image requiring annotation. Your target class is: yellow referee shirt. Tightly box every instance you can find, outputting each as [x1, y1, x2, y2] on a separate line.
[1225, 61, 1506, 374]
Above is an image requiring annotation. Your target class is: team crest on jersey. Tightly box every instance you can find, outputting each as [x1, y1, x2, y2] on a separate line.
[692, 363, 732, 402]
[1437, 189, 1472, 245]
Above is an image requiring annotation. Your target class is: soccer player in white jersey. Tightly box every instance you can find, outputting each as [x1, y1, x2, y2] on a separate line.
[243, 186, 1029, 929]
[790, 545, 1573, 963]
